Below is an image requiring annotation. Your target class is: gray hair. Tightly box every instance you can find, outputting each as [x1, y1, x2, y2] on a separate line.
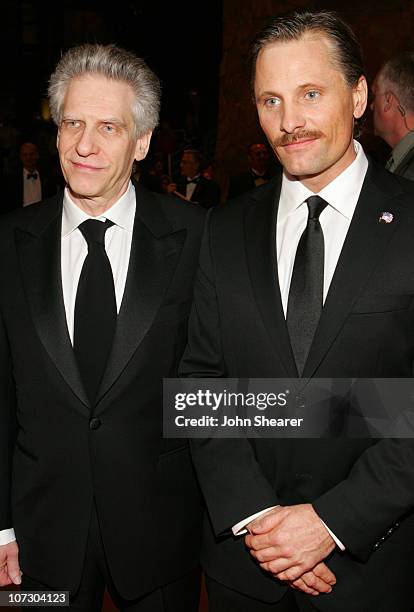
[379, 52, 414, 114]
[48, 43, 161, 137]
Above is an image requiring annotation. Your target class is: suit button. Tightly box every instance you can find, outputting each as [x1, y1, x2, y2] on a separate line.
[89, 418, 101, 430]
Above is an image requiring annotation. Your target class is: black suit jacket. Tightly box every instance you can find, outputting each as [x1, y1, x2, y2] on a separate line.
[0, 183, 205, 599]
[177, 176, 220, 208]
[3, 166, 59, 213]
[180, 161, 414, 611]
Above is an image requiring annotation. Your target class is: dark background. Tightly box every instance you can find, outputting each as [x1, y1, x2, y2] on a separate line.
[3, 0, 414, 188]
[1, 0, 223, 171]
[4, 0, 413, 192]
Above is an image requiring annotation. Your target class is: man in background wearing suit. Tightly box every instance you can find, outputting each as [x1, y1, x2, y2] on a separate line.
[228, 143, 278, 199]
[0, 44, 204, 611]
[176, 149, 221, 208]
[181, 9, 414, 612]
[371, 52, 414, 180]
[3, 142, 58, 213]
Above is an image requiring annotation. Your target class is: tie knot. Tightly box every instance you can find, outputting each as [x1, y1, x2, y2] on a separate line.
[27, 172, 38, 180]
[306, 195, 328, 220]
[78, 219, 114, 246]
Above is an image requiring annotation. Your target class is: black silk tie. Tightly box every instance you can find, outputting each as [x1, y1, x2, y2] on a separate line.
[74, 219, 116, 404]
[287, 196, 328, 374]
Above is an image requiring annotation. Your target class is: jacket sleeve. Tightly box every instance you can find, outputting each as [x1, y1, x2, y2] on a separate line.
[313, 436, 414, 562]
[179, 211, 278, 535]
[0, 308, 17, 531]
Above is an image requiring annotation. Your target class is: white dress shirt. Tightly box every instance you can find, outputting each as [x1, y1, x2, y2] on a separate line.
[61, 182, 135, 343]
[185, 174, 200, 200]
[232, 141, 369, 550]
[0, 182, 136, 547]
[277, 140, 368, 314]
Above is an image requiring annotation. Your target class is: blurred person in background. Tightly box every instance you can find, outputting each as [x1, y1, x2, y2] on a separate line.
[371, 52, 414, 179]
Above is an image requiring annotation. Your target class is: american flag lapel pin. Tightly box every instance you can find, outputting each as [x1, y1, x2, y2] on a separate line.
[379, 211, 394, 224]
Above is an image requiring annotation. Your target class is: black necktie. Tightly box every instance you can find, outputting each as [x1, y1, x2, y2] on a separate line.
[74, 219, 116, 404]
[27, 172, 38, 180]
[287, 196, 328, 374]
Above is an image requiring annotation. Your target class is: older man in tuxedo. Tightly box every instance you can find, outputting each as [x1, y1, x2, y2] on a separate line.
[3, 142, 58, 213]
[175, 149, 221, 208]
[0, 44, 204, 611]
[181, 9, 414, 612]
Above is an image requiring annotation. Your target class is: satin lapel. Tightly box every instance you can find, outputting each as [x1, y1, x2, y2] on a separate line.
[96, 186, 185, 405]
[16, 195, 90, 411]
[245, 176, 298, 377]
[303, 162, 404, 377]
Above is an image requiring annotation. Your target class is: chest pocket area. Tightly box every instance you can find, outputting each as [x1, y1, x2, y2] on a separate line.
[351, 294, 413, 314]
[155, 300, 192, 324]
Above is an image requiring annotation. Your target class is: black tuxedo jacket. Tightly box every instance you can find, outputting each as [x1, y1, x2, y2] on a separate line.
[177, 176, 220, 208]
[0, 183, 205, 599]
[3, 166, 59, 213]
[180, 161, 414, 611]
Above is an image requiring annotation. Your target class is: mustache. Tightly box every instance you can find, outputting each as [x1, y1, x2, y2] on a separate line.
[273, 130, 322, 147]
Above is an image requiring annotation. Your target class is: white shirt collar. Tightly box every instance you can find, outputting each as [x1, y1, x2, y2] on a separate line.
[278, 140, 368, 222]
[62, 181, 136, 238]
[23, 167, 38, 177]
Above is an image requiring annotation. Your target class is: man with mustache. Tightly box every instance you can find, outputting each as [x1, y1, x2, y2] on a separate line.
[180, 9, 414, 612]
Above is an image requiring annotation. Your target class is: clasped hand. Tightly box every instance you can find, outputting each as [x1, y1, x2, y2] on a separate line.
[245, 504, 336, 596]
[0, 541, 21, 586]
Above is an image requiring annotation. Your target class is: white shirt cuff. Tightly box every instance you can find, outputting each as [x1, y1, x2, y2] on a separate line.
[232, 506, 278, 535]
[0, 528, 16, 545]
[232, 506, 346, 551]
[321, 520, 346, 551]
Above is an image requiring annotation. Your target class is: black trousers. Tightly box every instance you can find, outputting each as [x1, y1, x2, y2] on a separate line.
[206, 576, 318, 612]
[21, 504, 201, 611]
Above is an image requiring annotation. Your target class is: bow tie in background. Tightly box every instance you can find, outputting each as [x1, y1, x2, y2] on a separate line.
[186, 177, 200, 185]
[26, 172, 38, 180]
